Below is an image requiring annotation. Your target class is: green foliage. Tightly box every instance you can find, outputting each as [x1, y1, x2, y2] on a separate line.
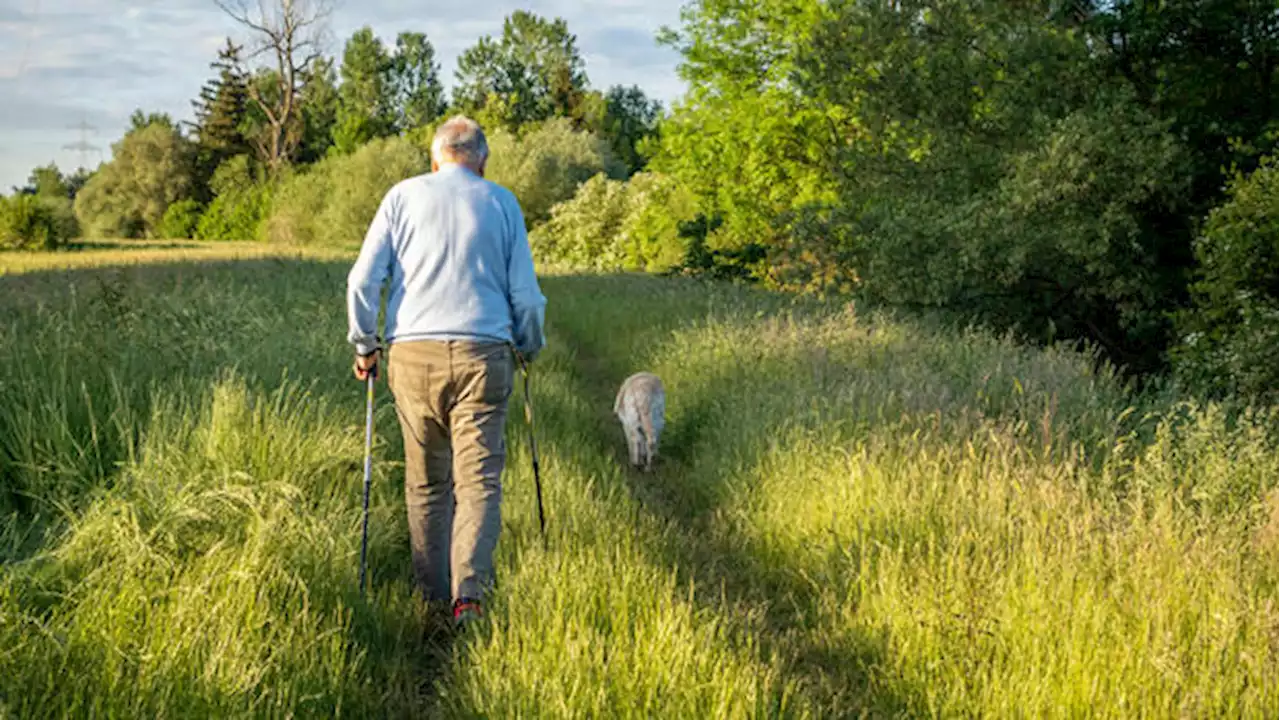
[834, 87, 1192, 372]
[1173, 157, 1279, 405]
[129, 110, 177, 132]
[73, 123, 196, 239]
[195, 189, 272, 242]
[297, 57, 339, 164]
[484, 117, 623, 228]
[41, 196, 80, 244]
[454, 11, 590, 130]
[332, 27, 396, 155]
[158, 199, 203, 240]
[531, 171, 695, 271]
[65, 167, 94, 198]
[26, 163, 71, 198]
[191, 38, 251, 188]
[653, 0, 1276, 389]
[390, 31, 446, 131]
[602, 85, 662, 176]
[263, 166, 329, 245]
[194, 156, 272, 241]
[265, 136, 428, 245]
[0, 194, 75, 250]
[331, 28, 447, 155]
[651, 85, 841, 256]
[1092, 0, 1278, 216]
[530, 174, 630, 270]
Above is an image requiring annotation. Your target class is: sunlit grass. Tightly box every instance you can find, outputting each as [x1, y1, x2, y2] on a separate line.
[0, 239, 351, 276]
[0, 255, 1274, 717]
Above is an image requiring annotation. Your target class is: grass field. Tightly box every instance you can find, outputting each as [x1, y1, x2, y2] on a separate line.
[0, 245, 1275, 717]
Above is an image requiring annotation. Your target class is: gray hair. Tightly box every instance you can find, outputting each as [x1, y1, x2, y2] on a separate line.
[431, 115, 489, 166]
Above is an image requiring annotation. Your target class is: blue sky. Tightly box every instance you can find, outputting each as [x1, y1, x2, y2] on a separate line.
[0, 0, 687, 191]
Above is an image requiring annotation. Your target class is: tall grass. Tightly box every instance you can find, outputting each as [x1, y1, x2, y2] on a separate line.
[0, 255, 1274, 717]
[0, 240, 348, 276]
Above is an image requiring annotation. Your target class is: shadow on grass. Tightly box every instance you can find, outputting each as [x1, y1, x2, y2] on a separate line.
[63, 240, 208, 251]
[530, 274, 929, 717]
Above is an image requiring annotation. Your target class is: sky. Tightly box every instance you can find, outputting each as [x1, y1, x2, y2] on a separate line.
[0, 0, 688, 192]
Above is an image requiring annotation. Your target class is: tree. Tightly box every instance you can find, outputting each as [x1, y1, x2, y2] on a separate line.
[297, 56, 339, 164]
[130, 110, 177, 132]
[389, 31, 446, 131]
[1090, 0, 1278, 214]
[332, 26, 395, 154]
[28, 163, 70, 198]
[216, 0, 333, 172]
[454, 11, 589, 129]
[1172, 156, 1279, 404]
[190, 38, 251, 178]
[73, 123, 196, 238]
[602, 85, 662, 175]
[64, 167, 93, 198]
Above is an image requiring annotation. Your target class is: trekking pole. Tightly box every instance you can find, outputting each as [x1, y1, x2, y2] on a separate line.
[512, 349, 547, 547]
[358, 365, 376, 596]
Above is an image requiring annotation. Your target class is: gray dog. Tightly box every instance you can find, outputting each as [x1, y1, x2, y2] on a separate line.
[614, 372, 666, 472]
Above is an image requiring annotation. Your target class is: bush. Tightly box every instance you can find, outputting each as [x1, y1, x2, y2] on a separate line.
[193, 156, 273, 242]
[159, 199, 203, 239]
[530, 171, 694, 271]
[73, 123, 196, 238]
[264, 136, 427, 246]
[263, 166, 330, 245]
[0, 194, 75, 250]
[531, 174, 629, 270]
[618, 172, 698, 270]
[485, 118, 624, 228]
[1172, 157, 1279, 405]
[41, 196, 80, 243]
[791, 87, 1193, 374]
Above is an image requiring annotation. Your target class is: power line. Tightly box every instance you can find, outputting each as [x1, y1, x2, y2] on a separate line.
[62, 118, 102, 170]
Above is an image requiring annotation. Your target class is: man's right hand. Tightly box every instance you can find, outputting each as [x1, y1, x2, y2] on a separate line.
[353, 351, 379, 381]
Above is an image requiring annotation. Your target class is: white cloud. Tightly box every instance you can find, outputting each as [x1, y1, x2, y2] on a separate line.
[0, 0, 687, 190]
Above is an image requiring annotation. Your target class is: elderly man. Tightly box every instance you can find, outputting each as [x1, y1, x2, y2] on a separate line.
[346, 115, 546, 626]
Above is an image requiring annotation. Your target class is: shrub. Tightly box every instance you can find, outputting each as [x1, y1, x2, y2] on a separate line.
[485, 118, 624, 228]
[159, 199, 203, 239]
[617, 172, 697, 271]
[40, 196, 80, 243]
[264, 136, 427, 246]
[320, 136, 427, 246]
[530, 171, 695, 271]
[263, 166, 331, 245]
[531, 174, 629, 270]
[73, 123, 196, 238]
[1172, 157, 1279, 405]
[193, 156, 273, 242]
[0, 194, 74, 250]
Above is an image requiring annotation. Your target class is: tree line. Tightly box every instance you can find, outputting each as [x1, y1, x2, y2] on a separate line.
[617, 0, 1276, 405]
[2, 2, 660, 246]
[1, 0, 1274, 407]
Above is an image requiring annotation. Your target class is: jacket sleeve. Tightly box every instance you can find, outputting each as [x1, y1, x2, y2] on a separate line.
[505, 195, 547, 361]
[346, 190, 396, 356]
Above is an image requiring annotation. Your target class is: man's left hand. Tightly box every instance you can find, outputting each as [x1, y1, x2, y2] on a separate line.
[353, 352, 379, 381]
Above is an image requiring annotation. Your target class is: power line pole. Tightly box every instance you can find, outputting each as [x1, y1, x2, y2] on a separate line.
[63, 119, 102, 170]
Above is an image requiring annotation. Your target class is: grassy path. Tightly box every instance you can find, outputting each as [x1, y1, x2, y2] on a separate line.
[0, 255, 1275, 717]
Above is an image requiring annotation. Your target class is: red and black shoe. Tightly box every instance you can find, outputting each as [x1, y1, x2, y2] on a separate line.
[452, 597, 483, 628]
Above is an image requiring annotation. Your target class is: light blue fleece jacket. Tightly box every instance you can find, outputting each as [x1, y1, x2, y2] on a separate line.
[346, 164, 547, 359]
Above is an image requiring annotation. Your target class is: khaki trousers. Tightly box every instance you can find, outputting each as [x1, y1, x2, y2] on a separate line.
[386, 339, 513, 604]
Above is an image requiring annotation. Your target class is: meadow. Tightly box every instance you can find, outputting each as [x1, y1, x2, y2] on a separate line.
[0, 245, 1275, 718]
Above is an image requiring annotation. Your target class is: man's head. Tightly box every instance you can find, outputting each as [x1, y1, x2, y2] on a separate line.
[431, 115, 489, 175]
